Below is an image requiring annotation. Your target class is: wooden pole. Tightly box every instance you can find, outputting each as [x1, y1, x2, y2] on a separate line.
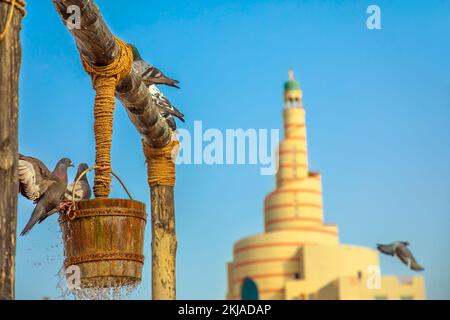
[0, 0, 24, 300]
[151, 186, 176, 299]
[52, 0, 172, 147]
[52, 0, 178, 299]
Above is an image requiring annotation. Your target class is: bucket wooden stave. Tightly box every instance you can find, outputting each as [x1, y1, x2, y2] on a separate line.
[59, 198, 147, 288]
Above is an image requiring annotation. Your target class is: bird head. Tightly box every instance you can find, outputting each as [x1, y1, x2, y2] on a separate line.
[75, 163, 89, 179]
[127, 43, 141, 61]
[77, 163, 89, 173]
[53, 158, 73, 181]
[401, 241, 410, 246]
[58, 158, 74, 168]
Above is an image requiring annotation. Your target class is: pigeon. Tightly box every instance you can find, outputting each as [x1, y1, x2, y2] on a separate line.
[377, 241, 425, 271]
[149, 84, 185, 130]
[129, 43, 180, 89]
[64, 163, 92, 202]
[18, 154, 74, 235]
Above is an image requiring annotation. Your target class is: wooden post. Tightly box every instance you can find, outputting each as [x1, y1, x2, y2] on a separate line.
[52, 0, 172, 147]
[151, 186, 176, 299]
[52, 0, 178, 299]
[0, 0, 25, 300]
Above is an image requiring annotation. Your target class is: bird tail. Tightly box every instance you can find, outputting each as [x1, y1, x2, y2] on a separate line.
[20, 205, 44, 236]
[411, 261, 425, 271]
[168, 83, 180, 89]
[158, 78, 180, 89]
[171, 106, 185, 122]
[37, 208, 57, 225]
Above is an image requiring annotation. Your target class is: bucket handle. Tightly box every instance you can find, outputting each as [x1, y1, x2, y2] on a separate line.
[67, 166, 133, 220]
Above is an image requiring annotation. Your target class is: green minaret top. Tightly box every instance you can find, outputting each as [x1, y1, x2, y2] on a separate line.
[284, 69, 300, 91]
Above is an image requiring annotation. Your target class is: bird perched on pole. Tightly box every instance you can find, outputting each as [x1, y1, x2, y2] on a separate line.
[149, 85, 185, 130]
[64, 163, 92, 202]
[128, 43, 184, 130]
[18, 154, 74, 235]
[128, 43, 180, 89]
[377, 241, 425, 271]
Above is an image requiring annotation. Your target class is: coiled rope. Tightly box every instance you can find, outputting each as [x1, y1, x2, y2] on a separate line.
[81, 37, 133, 198]
[143, 139, 179, 187]
[0, 0, 26, 41]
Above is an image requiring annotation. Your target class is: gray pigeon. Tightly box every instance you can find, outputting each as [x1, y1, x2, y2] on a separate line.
[129, 43, 180, 89]
[149, 84, 185, 130]
[18, 155, 73, 235]
[377, 241, 425, 271]
[64, 163, 92, 202]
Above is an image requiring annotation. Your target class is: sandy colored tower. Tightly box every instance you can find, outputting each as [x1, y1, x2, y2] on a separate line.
[226, 70, 425, 300]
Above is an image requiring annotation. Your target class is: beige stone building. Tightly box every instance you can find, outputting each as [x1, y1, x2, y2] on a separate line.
[226, 70, 425, 300]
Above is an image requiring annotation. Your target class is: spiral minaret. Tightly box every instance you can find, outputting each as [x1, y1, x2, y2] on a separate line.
[264, 69, 330, 233]
[226, 70, 425, 301]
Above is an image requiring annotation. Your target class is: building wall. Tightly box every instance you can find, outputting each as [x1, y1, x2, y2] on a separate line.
[301, 245, 379, 282]
[228, 230, 339, 300]
[313, 275, 425, 300]
[373, 276, 426, 300]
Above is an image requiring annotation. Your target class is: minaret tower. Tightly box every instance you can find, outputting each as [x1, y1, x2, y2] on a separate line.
[277, 69, 308, 187]
[226, 70, 425, 300]
[263, 70, 329, 232]
[227, 70, 340, 300]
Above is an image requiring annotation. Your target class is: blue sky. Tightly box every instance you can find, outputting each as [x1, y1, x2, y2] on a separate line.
[15, 0, 450, 299]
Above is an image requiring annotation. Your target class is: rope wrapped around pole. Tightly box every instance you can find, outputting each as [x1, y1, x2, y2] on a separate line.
[81, 37, 133, 198]
[142, 139, 179, 187]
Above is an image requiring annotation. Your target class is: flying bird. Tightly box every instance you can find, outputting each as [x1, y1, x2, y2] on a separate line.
[18, 154, 74, 235]
[64, 163, 92, 202]
[129, 43, 180, 89]
[377, 241, 425, 271]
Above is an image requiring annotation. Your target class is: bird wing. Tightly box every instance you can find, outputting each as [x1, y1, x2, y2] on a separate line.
[82, 179, 92, 200]
[133, 60, 180, 88]
[160, 95, 185, 121]
[396, 246, 424, 271]
[64, 182, 83, 201]
[64, 180, 91, 201]
[377, 244, 395, 256]
[132, 60, 148, 77]
[149, 85, 185, 122]
[18, 155, 56, 201]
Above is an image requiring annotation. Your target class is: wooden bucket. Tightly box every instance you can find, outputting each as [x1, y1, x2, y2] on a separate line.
[59, 170, 147, 289]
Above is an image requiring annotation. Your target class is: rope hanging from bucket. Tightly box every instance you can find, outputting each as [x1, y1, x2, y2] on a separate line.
[142, 139, 179, 187]
[81, 37, 133, 198]
[0, 0, 26, 41]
